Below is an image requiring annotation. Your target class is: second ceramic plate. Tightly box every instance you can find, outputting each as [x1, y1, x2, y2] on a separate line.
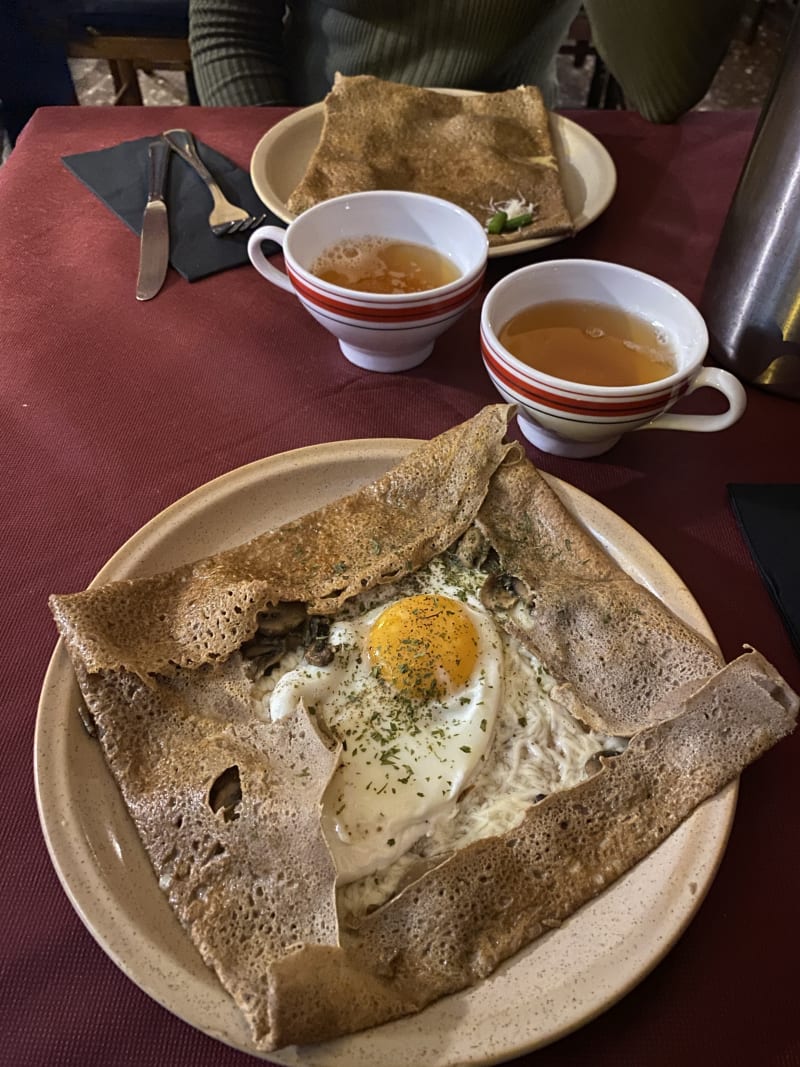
[250, 98, 617, 258]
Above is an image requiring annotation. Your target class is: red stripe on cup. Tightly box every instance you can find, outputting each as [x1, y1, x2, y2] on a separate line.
[481, 338, 688, 417]
[288, 268, 484, 323]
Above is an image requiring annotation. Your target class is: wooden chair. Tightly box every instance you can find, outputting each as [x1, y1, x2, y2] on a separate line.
[67, 0, 196, 105]
[559, 10, 626, 110]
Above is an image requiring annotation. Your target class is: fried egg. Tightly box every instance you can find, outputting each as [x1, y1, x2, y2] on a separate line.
[264, 555, 625, 898]
[270, 589, 502, 883]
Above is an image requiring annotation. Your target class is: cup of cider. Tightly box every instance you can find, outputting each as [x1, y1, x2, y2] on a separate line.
[480, 259, 747, 457]
[248, 190, 488, 373]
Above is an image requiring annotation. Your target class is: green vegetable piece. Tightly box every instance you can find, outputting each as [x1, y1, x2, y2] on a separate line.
[487, 210, 507, 234]
[504, 212, 534, 231]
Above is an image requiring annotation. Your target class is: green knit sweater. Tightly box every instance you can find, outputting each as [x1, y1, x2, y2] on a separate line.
[189, 0, 744, 123]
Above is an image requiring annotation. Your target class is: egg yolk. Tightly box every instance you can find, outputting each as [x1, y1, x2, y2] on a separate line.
[366, 593, 478, 700]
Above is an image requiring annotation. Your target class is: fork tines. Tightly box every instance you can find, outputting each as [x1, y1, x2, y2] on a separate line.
[211, 214, 269, 237]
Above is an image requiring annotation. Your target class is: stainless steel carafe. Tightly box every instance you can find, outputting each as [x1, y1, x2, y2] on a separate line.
[701, 4, 800, 399]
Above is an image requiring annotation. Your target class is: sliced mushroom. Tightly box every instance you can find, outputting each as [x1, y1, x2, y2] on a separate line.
[481, 546, 502, 574]
[256, 602, 307, 636]
[302, 616, 334, 666]
[453, 526, 490, 569]
[242, 635, 285, 660]
[208, 765, 242, 822]
[76, 698, 97, 738]
[583, 753, 603, 776]
[242, 603, 309, 672]
[306, 638, 334, 667]
[242, 635, 292, 681]
[480, 572, 532, 613]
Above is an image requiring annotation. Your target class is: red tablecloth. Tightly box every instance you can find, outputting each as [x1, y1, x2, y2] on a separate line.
[2, 105, 798, 1067]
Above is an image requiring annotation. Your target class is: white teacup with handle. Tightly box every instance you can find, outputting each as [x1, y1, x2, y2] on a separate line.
[248, 190, 488, 373]
[480, 259, 747, 457]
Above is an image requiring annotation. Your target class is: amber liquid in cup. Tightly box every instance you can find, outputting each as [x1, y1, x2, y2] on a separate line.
[311, 237, 461, 295]
[498, 301, 676, 386]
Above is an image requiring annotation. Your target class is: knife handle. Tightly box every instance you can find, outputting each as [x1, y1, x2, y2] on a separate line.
[147, 138, 171, 204]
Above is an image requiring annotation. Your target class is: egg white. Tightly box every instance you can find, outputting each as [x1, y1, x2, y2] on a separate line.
[270, 591, 502, 884]
[258, 556, 625, 907]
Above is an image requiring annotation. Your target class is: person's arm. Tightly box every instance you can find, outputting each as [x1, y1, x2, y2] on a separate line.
[189, 0, 290, 106]
[584, 0, 745, 122]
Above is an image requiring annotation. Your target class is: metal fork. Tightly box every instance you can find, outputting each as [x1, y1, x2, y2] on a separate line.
[161, 128, 268, 236]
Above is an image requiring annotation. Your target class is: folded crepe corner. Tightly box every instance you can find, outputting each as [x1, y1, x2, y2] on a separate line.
[49, 404, 798, 1052]
[49, 404, 515, 680]
[258, 648, 797, 1049]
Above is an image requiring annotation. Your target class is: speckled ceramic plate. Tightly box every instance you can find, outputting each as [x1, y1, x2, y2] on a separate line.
[249, 96, 617, 259]
[35, 440, 736, 1064]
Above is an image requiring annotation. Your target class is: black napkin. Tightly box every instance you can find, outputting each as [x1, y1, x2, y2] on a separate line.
[728, 483, 800, 657]
[62, 135, 284, 281]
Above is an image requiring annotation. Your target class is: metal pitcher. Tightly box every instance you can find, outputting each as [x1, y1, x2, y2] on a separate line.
[701, 4, 800, 399]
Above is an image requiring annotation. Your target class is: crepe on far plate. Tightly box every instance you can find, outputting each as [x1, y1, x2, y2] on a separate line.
[49, 405, 798, 1051]
[286, 75, 574, 247]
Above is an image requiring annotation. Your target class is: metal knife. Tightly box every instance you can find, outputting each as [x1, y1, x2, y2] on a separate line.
[136, 138, 171, 301]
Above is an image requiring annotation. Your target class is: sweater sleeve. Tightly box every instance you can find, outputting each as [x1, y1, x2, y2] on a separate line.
[584, 0, 745, 123]
[189, 0, 290, 106]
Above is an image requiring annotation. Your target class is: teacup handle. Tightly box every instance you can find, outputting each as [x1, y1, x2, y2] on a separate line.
[642, 366, 747, 433]
[247, 226, 294, 294]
